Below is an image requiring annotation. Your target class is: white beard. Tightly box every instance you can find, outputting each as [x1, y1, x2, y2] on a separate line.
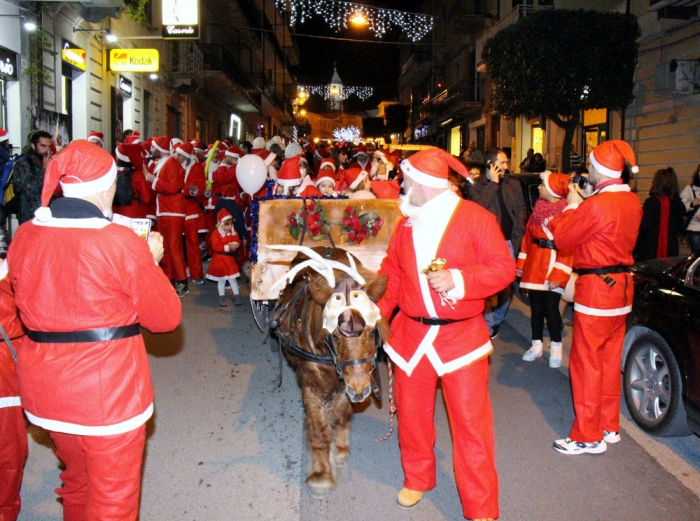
[399, 186, 422, 226]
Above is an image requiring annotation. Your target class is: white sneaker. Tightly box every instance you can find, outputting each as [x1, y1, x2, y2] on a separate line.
[553, 437, 607, 455]
[522, 341, 543, 362]
[549, 342, 563, 368]
[603, 430, 621, 444]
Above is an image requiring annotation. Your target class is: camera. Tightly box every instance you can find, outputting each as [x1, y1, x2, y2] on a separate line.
[570, 172, 588, 191]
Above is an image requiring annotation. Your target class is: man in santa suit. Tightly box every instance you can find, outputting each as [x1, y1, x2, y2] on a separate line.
[113, 142, 153, 219]
[183, 142, 206, 284]
[7, 140, 181, 521]
[550, 140, 642, 455]
[377, 147, 514, 521]
[87, 131, 104, 149]
[0, 228, 26, 521]
[153, 140, 189, 296]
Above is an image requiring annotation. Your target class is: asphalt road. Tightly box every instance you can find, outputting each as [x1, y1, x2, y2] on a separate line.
[17, 280, 700, 521]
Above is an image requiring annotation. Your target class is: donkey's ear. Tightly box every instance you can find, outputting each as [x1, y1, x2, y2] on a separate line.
[307, 278, 334, 306]
[364, 275, 388, 302]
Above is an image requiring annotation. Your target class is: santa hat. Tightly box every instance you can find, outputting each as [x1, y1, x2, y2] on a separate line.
[217, 209, 233, 223]
[189, 139, 204, 153]
[285, 142, 303, 159]
[87, 131, 104, 145]
[124, 135, 141, 145]
[38, 140, 117, 215]
[319, 158, 336, 172]
[152, 136, 171, 155]
[225, 146, 243, 159]
[315, 170, 336, 188]
[589, 140, 639, 178]
[266, 136, 285, 151]
[314, 147, 330, 159]
[253, 148, 276, 166]
[371, 179, 401, 199]
[344, 164, 368, 190]
[400, 147, 469, 189]
[115, 143, 145, 170]
[540, 171, 569, 198]
[353, 145, 369, 158]
[174, 142, 194, 160]
[252, 137, 266, 150]
[276, 158, 302, 187]
[0, 128, 9, 143]
[297, 185, 322, 199]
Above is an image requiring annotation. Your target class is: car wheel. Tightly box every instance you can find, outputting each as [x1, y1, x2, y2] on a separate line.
[623, 330, 691, 437]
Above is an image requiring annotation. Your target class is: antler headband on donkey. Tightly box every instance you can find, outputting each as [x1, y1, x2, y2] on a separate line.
[266, 243, 389, 498]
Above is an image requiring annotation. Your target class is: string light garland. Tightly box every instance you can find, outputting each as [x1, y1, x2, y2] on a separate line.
[298, 85, 374, 101]
[332, 125, 361, 142]
[275, 0, 433, 42]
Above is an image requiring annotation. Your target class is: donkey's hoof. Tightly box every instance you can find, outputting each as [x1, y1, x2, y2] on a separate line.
[335, 448, 350, 468]
[306, 473, 336, 499]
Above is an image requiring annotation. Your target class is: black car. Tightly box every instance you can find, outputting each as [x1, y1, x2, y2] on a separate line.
[622, 251, 700, 437]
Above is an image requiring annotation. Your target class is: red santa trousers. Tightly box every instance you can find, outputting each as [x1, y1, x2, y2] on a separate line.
[568, 312, 627, 442]
[157, 215, 187, 281]
[49, 425, 146, 521]
[184, 216, 204, 280]
[394, 356, 499, 520]
[0, 405, 27, 521]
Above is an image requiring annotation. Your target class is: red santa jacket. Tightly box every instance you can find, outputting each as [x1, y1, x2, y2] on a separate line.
[113, 169, 153, 219]
[152, 156, 186, 217]
[184, 160, 206, 221]
[516, 202, 574, 293]
[7, 198, 182, 435]
[551, 183, 642, 316]
[378, 191, 515, 376]
[0, 261, 24, 410]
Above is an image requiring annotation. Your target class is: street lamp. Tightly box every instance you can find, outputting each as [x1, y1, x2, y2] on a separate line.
[350, 10, 368, 26]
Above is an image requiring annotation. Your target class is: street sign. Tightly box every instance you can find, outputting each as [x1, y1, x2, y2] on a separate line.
[162, 0, 199, 39]
[109, 49, 160, 72]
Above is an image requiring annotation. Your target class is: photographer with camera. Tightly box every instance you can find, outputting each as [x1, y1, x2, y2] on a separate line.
[12, 130, 53, 224]
[472, 147, 527, 338]
[550, 140, 642, 455]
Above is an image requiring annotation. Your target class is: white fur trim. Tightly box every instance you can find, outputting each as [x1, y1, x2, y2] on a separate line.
[553, 262, 572, 274]
[0, 397, 21, 408]
[276, 177, 301, 187]
[115, 148, 130, 162]
[401, 158, 449, 188]
[25, 403, 153, 435]
[152, 142, 169, 154]
[0, 260, 7, 281]
[88, 137, 103, 145]
[589, 151, 621, 178]
[520, 281, 564, 294]
[175, 148, 192, 160]
[32, 214, 111, 229]
[349, 170, 368, 190]
[60, 162, 118, 198]
[225, 150, 240, 158]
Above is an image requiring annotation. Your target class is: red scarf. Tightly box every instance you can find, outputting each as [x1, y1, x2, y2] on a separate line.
[655, 195, 669, 258]
[531, 198, 567, 227]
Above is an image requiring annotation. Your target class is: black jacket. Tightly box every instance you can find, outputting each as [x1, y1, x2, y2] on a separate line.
[471, 174, 528, 255]
[633, 195, 686, 261]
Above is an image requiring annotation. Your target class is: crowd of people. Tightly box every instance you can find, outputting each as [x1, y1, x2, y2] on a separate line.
[0, 126, 698, 521]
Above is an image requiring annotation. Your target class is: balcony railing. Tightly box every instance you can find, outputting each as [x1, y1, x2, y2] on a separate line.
[475, 5, 553, 68]
[199, 44, 261, 106]
[418, 78, 484, 121]
[170, 41, 204, 88]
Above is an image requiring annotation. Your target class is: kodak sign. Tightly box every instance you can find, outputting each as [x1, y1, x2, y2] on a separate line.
[109, 49, 160, 73]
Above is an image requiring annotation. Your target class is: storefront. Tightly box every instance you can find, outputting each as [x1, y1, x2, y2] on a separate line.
[60, 39, 87, 143]
[0, 46, 18, 131]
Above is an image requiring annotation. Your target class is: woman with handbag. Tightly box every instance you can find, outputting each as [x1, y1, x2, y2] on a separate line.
[680, 164, 700, 254]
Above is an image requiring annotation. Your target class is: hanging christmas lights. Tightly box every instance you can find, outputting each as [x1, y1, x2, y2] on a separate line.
[333, 125, 361, 142]
[298, 85, 374, 101]
[275, 0, 433, 42]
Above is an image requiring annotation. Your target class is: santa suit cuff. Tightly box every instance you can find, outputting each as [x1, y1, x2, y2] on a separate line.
[563, 202, 580, 212]
[446, 268, 465, 300]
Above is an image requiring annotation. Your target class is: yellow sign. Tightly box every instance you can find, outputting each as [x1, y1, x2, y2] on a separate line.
[62, 47, 86, 71]
[109, 49, 159, 72]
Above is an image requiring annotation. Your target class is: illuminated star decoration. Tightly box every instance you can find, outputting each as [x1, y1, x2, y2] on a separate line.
[298, 85, 374, 102]
[333, 126, 361, 142]
[275, 0, 433, 42]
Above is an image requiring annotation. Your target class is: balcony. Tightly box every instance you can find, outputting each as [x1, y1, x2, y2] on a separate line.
[170, 42, 203, 93]
[418, 78, 484, 122]
[199, 44, 261, 113]
[475, 4, 553, 70]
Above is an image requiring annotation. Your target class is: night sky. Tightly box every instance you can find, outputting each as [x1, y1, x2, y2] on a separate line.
[290, 0, 428, 111]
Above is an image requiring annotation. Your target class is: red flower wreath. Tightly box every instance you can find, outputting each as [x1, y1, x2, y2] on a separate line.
[286, 200, 329, 241]
[342, 205, 384, 245]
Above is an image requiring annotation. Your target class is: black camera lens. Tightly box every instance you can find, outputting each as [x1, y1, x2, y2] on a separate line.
[572, 173, 588, 190]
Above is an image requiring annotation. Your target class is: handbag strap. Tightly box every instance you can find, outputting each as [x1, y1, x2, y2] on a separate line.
[0, 323, 16, 361]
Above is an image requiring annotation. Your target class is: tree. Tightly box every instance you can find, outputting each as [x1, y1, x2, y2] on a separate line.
[362, 117, 385, 139]
[385, 104, 410, 137]
[482, 9, 640, 172]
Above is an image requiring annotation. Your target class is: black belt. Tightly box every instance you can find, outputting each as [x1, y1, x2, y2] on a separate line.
[577, 265, 631, 276]
[533, 238, 556, 249]
[408, 315, 467, 326]
[27, 323, 141, 343]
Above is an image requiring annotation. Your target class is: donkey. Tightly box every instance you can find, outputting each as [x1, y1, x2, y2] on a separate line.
[267, 245, 388, 498]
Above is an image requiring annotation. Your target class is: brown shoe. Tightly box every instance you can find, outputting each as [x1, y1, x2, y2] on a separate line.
[396, 488, 423, 510]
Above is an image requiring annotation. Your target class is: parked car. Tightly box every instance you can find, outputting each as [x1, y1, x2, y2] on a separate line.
[622, 251, 700, 437]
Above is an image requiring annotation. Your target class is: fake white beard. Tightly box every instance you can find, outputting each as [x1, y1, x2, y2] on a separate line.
[399, 186, 422, 226]
[95, 195, 113, 219]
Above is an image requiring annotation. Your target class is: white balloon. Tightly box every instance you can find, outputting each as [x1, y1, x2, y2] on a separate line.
[236, 154, 267, 195]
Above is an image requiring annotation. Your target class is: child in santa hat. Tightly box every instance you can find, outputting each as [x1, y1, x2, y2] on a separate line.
[516, 172, 574, 368]
[206, 209, 242, 307]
